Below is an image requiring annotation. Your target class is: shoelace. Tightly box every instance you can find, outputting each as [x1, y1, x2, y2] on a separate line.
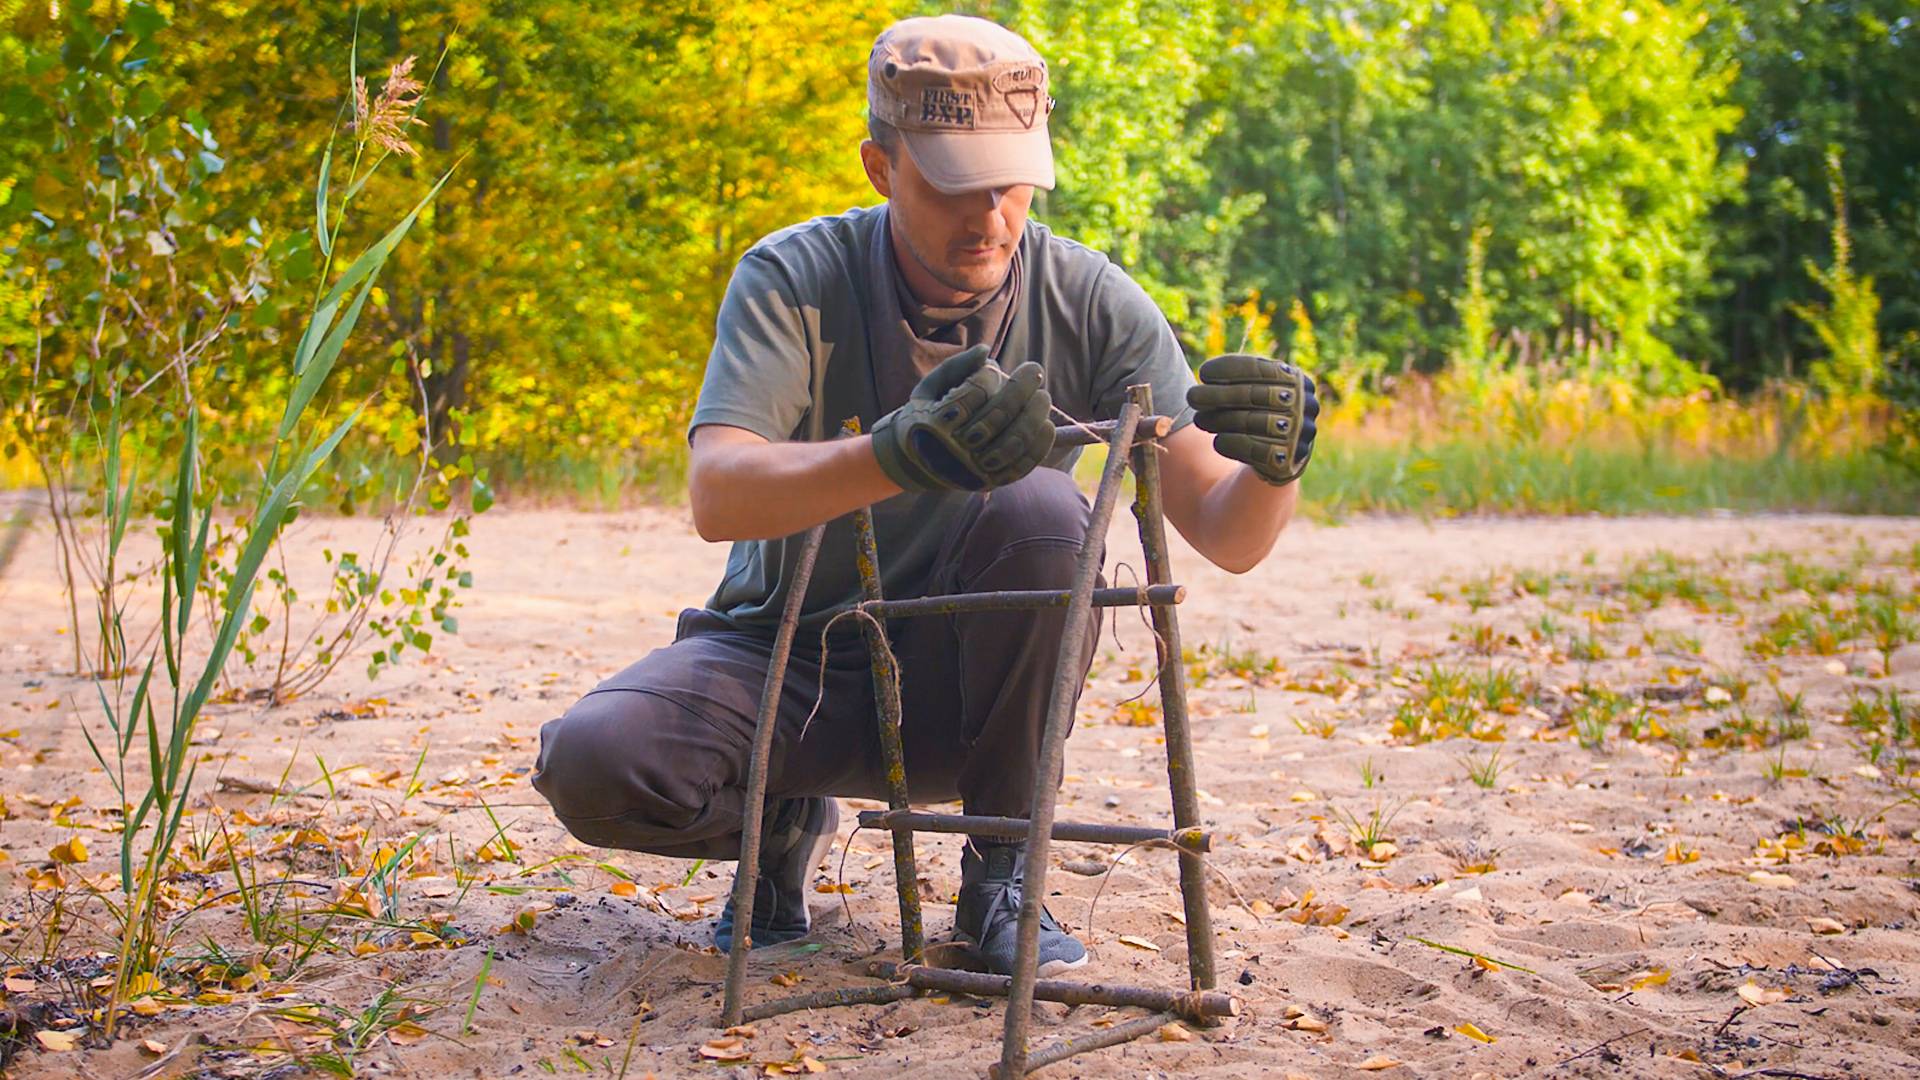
[982, 874, 1066, 936]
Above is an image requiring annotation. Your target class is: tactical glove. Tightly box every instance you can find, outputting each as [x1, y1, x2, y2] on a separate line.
[871, 345, 1056, 493]
[1186, 353, 1320, 486]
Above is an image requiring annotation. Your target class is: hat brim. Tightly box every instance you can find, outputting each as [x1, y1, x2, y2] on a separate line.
[901, 126, 1055, 195]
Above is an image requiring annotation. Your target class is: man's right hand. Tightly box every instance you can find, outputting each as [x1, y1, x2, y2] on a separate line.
[870, 345, 1056, 493]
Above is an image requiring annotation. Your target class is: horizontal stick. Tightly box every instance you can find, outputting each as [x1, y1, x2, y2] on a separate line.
[865, 963, 1239, 1023]
[738, 980, 917, 1023]
[855, 811, 1211, 853]
[860, 584, 1183, 620]
[1055, 415, 1174, 448]
[988, 1010, 1177, 1079]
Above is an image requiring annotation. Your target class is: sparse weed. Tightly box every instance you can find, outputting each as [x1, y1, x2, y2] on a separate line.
[1568, 688, 1629, 751]
[1455, 622, 1503, 656]
[1567, 632, 1608, 662]
[1641, 626, 1703, 656]
[1844, 689, 1914, 745]
[1438, 837, 1501, 875]
[1516, 569, 1557, 597]
[1187, 639, 1285, 686]
[1390, 663, 1524, 743]
[1459, 749, 1504, 789]
[1461, 574, 1496, 612]
[1329, 799, 1407, 853]
[1294, 715, 1339, 739]
[1358, 757, 1382, 790]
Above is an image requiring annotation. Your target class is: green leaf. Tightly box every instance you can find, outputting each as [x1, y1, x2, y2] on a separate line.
[125, 1, 168, 38]
[315, 143, 334, 258]
[286, 165, 456, 397]
[182, 407, 364, 726]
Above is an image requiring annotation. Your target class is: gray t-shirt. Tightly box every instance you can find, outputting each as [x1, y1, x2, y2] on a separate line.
[689, 203, 1195, 628]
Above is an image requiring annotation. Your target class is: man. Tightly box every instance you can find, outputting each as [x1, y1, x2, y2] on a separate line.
[532, 14, 1317, 977]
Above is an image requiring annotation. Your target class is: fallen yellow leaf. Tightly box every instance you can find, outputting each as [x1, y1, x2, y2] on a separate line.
[1117, 934, 1161, 952]
[609, 881, 638, 898]
[1737, 982, 1788, 1008]
[1747, 870, 1795, 888]
[387, 1022, 429, 1046]
[1157, 1021, 1194, 1042]
[1454, 1022, 1496, 1043]
[1629, 968, 1671, 990]
[35, 1029, 82, 1051]
[48, 837, 88, 864]
[1357, 1055, 1402, 1071]
[700, 1037, 752, 1062]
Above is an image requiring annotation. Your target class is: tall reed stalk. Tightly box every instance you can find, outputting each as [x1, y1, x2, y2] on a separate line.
[81, 40, 455, 1034]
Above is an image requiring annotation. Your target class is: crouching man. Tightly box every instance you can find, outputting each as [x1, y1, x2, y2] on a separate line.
[533, 14, 1317, 976]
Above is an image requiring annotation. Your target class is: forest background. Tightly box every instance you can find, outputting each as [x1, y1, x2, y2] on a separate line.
[3, 0, 1919, 518]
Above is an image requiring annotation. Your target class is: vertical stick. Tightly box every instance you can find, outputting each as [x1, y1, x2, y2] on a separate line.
[1126, 384, 1217, 991]
[999, 403, 1141, 1079]
[720, 520, 829, 1027]
[852, 497, 926, 962]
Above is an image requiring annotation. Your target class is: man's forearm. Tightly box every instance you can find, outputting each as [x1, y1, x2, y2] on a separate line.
[1157, 424, 1299, 574]
[688, 429, 902, 542]
[1188, 465, 1297, 574]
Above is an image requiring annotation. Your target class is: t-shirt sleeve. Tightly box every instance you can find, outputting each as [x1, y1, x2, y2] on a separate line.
[688, 253, 813, 443]
[1086, 264, 1198, 429]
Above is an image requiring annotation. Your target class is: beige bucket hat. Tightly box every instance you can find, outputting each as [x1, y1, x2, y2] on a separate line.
[867, 15, 1055, 194]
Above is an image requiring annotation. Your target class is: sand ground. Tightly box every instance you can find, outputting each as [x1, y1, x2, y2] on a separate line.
[2, 502, 1918, 1078]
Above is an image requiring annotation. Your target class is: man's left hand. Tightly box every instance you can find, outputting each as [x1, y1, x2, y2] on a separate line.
[1186, 353, 1320, 486]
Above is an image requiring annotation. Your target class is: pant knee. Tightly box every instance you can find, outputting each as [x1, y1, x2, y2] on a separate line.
[956, 469, 1092, 587]
[532, 690, 722, 828]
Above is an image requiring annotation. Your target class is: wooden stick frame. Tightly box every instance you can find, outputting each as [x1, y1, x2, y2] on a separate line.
[719, 388, 1229, 1076]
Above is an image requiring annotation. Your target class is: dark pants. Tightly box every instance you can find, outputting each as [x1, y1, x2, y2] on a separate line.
[532, 469, 1101, 860]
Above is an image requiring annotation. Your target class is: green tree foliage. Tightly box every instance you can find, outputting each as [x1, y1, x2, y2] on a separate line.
[3, 0, 1914, 476]
[1699, 0, 1918, 387]
[5, 0, 890, 473]
[986, 0, 1254, 329]
[1200, 0, 1739, 393]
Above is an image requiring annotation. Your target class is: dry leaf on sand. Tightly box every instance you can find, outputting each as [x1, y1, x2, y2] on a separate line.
[35, 1029, 83, 1051]
[699, 1036, 752, 1062]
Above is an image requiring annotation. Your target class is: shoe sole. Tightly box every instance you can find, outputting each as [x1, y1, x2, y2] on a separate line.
[1036, 952, 1089, 978]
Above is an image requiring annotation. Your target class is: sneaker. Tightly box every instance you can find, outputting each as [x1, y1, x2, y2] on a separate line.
[953, 839, 1089, 977]
[714, 796, 839, 952]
